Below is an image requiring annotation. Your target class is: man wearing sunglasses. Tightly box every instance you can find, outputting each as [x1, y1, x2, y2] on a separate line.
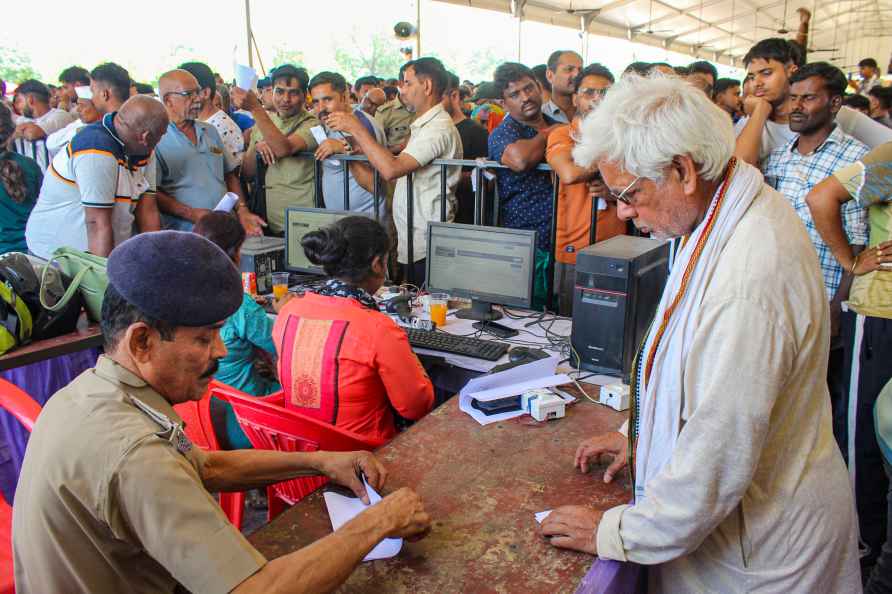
[232, 64, 320, 235]
[545, 63, 626, 314]
[155, 69, 264, 235]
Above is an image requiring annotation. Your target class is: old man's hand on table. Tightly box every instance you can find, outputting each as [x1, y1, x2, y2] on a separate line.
[540, 430, 628, 555]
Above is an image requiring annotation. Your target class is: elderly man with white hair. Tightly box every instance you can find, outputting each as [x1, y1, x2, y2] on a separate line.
[539, 75, 861, 593]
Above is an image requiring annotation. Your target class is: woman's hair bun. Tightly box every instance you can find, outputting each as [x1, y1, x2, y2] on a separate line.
[301, 226, 348, 267]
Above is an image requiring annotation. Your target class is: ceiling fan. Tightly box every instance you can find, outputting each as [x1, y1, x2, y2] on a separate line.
[632, 0, 674, 35]
[758, 0, 793, 33]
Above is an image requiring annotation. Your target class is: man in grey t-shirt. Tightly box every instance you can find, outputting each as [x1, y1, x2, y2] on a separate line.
[309, 72, 385, 216]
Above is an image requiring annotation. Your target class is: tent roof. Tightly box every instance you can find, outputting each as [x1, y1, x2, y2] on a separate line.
[436, 0, 891, 68]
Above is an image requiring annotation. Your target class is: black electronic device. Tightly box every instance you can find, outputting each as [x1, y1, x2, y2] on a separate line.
[404, 327, 509, 361]
[571, 236, 669, 380]
[470, 396, 522, 415]
[426, 223, 536, 322]
[472, 320, 519, 339]
[239, 236, 285, 294]
[508, 346, 550, 363]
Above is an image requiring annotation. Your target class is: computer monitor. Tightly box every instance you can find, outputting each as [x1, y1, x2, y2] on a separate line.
[426, 223, 537, 321]
[285, 207, 361, 274]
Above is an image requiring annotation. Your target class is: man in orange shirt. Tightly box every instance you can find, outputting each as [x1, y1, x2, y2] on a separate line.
[546, 63, 626, 313]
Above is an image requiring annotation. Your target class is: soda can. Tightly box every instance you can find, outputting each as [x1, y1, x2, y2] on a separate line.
[242, 272, 257, 295]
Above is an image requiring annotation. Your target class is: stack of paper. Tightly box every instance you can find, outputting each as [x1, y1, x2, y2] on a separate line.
[458, 355, 570, 425]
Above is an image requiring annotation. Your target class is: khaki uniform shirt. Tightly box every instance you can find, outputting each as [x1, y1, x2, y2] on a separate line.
[12, 356, 267, 594]
[392, 104, 462, 264]
[373, 97, 415, 150]
[249, 109, 320, 234]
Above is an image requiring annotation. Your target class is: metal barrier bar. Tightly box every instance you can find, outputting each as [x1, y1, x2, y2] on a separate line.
[547, 175, 559, 313]
[342, 160, 350, 211]
[406, 172, 415, 286]
[439, 164, 447, 222]
[313, 160, 323, 208]
[589, 193, 599, 246]
[473, 167, 483, 226]
[373, 170, 381, 222]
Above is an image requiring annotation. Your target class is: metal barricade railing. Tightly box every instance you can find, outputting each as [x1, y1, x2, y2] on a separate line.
[290, 151, 590, 312]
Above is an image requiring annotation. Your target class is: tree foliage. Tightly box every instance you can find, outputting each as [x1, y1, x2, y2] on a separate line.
[333, 28, 405, 82]
[0, 46, 40, 83]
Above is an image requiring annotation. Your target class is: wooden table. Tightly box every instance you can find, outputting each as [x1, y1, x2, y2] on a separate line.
[0, 323, 102, 371]
[249, 389, 631, 593]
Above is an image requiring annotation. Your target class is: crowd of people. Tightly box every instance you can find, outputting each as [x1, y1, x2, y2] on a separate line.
[2, 23, 892, 594]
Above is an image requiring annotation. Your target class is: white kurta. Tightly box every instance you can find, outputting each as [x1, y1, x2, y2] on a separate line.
[596, 185, 862, 593]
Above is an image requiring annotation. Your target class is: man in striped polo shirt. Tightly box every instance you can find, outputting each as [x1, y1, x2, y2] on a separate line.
[25, 96, 168, 259]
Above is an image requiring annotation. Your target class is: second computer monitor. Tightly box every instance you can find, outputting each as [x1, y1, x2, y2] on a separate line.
[426, 222, 537, 321]
[285, 207, 364, 274]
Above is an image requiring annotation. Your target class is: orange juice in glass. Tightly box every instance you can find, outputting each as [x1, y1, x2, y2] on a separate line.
[272, 272, 290, 300]
[429, 293, 448, 328]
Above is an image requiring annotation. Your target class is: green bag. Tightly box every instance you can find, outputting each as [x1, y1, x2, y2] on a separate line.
[0, 280, 33, 355]
[40, 248, 108, 323]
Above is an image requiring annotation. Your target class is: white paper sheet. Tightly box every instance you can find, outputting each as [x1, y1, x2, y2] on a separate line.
[214, 192, 239, 212]
[535, 510, 553, 524]
[322, 477, 403, 561]
[235, 64, 258, 91]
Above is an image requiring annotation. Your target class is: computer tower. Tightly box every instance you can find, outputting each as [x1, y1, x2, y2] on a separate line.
[239, 236, 285, 295]
[570, 236, 669, 380]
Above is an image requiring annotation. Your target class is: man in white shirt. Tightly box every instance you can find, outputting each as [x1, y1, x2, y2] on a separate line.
[850, 57, 882, 95]
[46, 86, 101, 157]
[325, 57, 462, 285]
[180, 61, 244, 172]
[12, 80, 76, 171]
[58, 66, 91, 117]
[540, 74, 860, 594]
[25, 96, 167, 259]
[735, 38, 892, 167]
[309, 71, 385, 215]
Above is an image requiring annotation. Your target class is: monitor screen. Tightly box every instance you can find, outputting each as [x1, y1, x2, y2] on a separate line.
[426, 223, 536, 309]
[285, 207, 360, 274]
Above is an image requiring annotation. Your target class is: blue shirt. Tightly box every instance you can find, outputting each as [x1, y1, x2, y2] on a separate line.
[488, 114, 557, 250]
[155, 121, 230, 231]
[216, 293, 279, 396]
[230, 111, 255, 132]
[321, 110, 384, 215]
[763, 125, 869, 300]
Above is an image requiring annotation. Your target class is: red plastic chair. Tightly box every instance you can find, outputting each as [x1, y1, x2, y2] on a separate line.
[0, 378, 43, 594]
[173, 381, 246, 530]
[213, 383, 385, 521]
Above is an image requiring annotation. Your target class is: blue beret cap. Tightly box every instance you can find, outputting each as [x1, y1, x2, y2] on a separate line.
[107, 231, 243, 327]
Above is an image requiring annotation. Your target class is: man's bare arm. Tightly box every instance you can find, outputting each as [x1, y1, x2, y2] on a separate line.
[84, 207, 114, 256]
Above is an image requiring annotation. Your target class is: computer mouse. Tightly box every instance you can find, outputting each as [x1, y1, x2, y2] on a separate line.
[508, 347, 549, 363]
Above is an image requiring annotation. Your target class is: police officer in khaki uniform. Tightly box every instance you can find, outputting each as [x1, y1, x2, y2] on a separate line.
[374, 62, 417, 154]
[13, 230, 431, 594]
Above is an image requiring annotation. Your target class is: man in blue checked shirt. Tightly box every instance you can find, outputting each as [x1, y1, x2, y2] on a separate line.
[763, 61, 869, 497]
[763, 62, 869, 312]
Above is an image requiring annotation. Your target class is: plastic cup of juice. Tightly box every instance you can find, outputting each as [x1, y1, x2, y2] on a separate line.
[428, 293, 448, 328]
[272, 272, 290, 300]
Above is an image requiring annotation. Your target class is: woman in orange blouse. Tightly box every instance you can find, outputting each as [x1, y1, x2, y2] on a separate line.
[273, 216, 434, 444]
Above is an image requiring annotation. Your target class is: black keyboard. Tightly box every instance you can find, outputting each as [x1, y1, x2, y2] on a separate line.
[404, 328, 509, 361]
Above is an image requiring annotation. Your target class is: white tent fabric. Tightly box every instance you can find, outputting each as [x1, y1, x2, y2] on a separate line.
[435, 0, 892, 71]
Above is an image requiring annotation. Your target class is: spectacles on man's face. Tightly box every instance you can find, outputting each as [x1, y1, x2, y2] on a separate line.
[608, 175, 642, 206]
[576, 87, 608, 98]
[163, 88, 200, 100]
